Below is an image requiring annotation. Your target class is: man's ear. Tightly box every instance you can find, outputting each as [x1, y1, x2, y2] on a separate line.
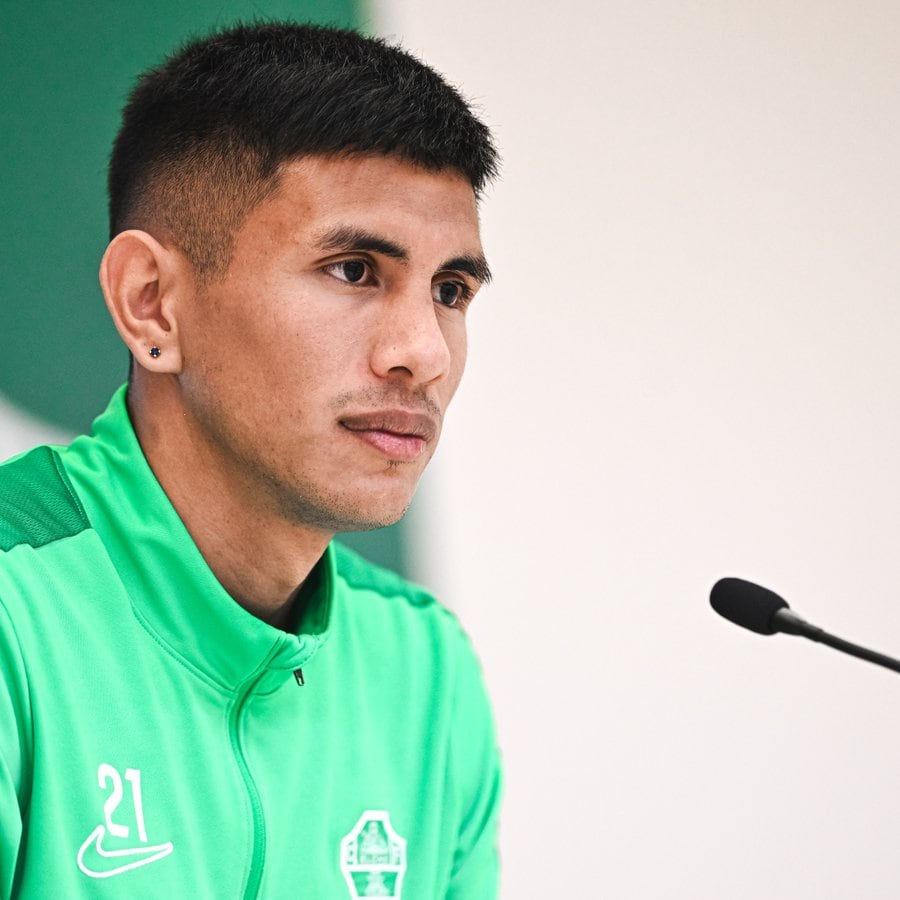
[99, 230, 188, 374]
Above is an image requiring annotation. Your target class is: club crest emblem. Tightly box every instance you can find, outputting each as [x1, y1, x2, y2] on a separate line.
[340, 810, 407, 898]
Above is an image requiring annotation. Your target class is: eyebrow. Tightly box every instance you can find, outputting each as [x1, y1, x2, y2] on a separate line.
[441, 254, 492, 285]
[315, 225, 492, 286]
[315, 226, 408, 261]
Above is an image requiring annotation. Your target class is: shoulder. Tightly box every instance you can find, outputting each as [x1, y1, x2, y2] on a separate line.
[330, 540, 476, 664]
[0, 444, 90, 554]
[331, 540, 437, 610]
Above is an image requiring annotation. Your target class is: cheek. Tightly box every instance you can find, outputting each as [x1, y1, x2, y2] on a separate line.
[445, 326, 468, 394]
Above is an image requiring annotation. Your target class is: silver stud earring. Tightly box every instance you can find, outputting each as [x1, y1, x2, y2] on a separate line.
[149, 346, 161, 359]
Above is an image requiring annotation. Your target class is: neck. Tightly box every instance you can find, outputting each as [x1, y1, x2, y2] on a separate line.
[128, 381, 332, 629]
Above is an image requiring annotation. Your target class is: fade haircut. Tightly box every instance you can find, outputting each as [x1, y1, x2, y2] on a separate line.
[108, 22, 499, 280]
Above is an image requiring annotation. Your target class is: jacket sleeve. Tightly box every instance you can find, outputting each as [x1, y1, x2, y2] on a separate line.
[445, 622, 502, 899]
[0, 599, 30, 899]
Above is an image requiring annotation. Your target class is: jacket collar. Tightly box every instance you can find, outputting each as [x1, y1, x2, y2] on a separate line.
[61, 386, 332, 693]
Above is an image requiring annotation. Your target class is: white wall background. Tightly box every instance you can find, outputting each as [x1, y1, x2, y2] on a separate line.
[388, 1, 900, 896]
[0, 395, 70, 461]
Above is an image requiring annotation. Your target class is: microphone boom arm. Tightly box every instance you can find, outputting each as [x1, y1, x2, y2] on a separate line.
[776, 608, 900, 675]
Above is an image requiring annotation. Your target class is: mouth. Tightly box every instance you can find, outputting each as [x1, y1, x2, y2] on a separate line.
[339, 410, 438, 462]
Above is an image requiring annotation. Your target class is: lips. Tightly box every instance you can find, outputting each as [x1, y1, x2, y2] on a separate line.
[339, 410, 438, 461]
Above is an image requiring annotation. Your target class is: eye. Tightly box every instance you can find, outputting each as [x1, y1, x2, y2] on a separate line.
[432, 280, 471, 308]
[324, 259, 372, 284]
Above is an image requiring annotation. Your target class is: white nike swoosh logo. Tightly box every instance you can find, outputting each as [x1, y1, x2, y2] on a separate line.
[77, 825, 174, 879]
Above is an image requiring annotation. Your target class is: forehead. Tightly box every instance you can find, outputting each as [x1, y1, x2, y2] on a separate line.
[243, 154, 483, 252]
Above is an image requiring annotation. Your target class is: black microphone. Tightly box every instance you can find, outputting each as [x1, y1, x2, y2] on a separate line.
[710, 577, 900, 675]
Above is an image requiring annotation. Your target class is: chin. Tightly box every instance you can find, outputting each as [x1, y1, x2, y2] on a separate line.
[333, 499, 410, 533]
[280, 482, 414, 534]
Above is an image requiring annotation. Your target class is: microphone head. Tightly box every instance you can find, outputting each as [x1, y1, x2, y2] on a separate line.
[710, 577, 789, 635]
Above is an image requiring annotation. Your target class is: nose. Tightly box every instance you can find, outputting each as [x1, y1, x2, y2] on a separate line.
[369, 288, 453, 386]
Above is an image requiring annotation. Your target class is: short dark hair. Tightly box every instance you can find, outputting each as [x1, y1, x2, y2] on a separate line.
[108, 22, 499, 280]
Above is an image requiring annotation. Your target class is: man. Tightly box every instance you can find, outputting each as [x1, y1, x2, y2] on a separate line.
[0, 22, 500, 898]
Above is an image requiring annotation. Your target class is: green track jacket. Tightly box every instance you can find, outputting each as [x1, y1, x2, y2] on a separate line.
[0, 388, 501, 898]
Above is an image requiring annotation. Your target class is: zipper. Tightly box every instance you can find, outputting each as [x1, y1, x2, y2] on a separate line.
[229, 670, 269, 899]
